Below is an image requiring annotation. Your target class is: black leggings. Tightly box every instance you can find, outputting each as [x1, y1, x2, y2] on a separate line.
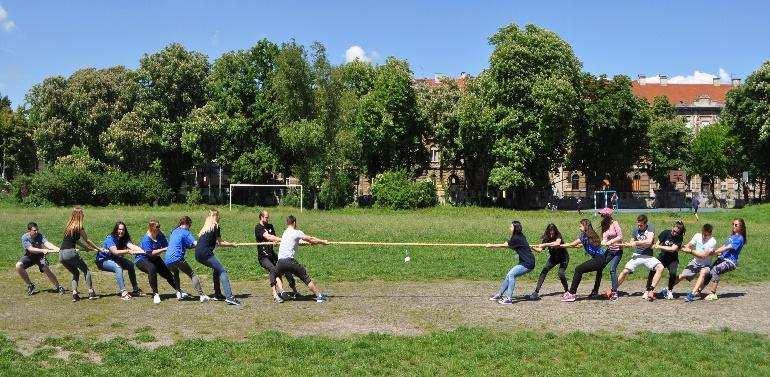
[259, 255, 297, 290]
[168, 259, 204, 295]
[137, 257, 179, 294]
[533, 256, 569, 293]
[569, 254, 610, 294]
[648, 257, 679, 291]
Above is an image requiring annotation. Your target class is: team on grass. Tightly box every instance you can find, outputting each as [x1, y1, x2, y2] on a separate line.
[16, 206, 745, 306]
[487, 207, 747, 304]
[16, 207, 329, 306]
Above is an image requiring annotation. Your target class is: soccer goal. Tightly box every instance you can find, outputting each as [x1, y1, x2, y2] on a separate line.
[229, 184, 303, 211]
[593, 190, 619, 213]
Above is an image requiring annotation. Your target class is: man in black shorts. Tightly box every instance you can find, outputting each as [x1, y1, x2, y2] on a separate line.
[255, 210, 298, 303]
[273, 215, 330, 303]
[17, 222, 65, 295]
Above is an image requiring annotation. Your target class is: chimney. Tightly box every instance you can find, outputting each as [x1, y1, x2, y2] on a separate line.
[713, 77, 721, 86]
[732, 77, 742, 86]
[638, 74, 646, 85]
[660, 75, 668, 86]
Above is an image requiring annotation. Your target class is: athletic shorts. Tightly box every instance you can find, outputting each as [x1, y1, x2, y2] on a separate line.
[710, 259, 736, 283]
[19, 254, 49, 273]
[623, 254, 661, 273]
[680, 261, 710, 281]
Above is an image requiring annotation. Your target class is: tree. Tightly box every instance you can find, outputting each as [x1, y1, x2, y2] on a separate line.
[688, 122, 736, 201]
[355, 57, 425, 176]
[569, 74, 650, 191]
[137, 43, 210, 191]
[1, 104, 37, 180]
[646, 96, 691, 190]
[416, 78, 462, 166]
[182, 40, 282, 184]
[477, 23, 583, 206]
[721, 60, 770, 200]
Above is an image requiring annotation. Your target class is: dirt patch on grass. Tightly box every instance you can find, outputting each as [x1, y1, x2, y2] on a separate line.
[2, 277, 769, 353]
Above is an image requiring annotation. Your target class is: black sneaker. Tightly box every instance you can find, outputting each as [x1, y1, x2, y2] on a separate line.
[130, 289, 145, 297]
[26, 283, 36, 296]
[88, 291, 98, 300]
[224, 297, 241, 306]
[273, 294, 284, 304]
[525, 292, 541, 301]
[56, 286, 66, 295]
[72, 292, 80, 302]
[211, 294, 226, 301]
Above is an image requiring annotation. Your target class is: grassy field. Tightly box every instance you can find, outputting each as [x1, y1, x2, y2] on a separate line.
[1, 328, 767, 376]
[1, 203, 767, 283]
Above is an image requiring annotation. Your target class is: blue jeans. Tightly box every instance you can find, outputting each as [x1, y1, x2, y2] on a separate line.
[595, 250, 623, 293]
[497, 264, 532, 298]
[98, 257, 139, 293]
[198, 256, 233, 299]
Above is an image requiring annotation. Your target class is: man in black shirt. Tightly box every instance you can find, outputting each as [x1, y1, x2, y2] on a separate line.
[648, 220, 685, 300]
[255, 210, 297, 303]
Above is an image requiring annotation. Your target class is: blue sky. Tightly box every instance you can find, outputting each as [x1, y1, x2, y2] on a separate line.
[1, 1, 769, 107]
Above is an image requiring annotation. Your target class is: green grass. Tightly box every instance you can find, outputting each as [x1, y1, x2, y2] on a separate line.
[1, 328, 767, 376]
[1, 204, 768, 283]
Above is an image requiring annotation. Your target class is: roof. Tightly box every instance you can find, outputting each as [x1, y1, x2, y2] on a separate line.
[631, 82, 734, 106]
[414, 76, 469, 91]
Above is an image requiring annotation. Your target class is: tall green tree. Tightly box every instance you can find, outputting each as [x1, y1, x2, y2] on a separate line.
[182, 40, 282, 184]
[569, 74, 650, 190]
[1, 103, 37, 179]
[646, 96, 691, 190]
[416, 78, 462, 167]
[483, 24, 582, 205]
[721, 60, 770, 199]
[355, 57, 425, 176]
[136, 43, 210, 191]
[688, 122, 736, 200]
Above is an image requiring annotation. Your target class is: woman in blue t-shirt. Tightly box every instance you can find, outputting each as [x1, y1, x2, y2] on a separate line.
[165, 216, 206, 301]
[561, 219, 608, 302]
[137, 219, 182, 304]
[96, 221, 143, 301]
[699, 218, 747, 301]
[486, 220, 536, 305]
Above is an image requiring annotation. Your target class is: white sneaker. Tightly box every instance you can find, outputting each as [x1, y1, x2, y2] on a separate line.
[153, 293, 161, 304]
[642, 291, 649, 300]
[176, 291, 189, 300]
[199, 294, 211, 302]
[665, 290, 674, 300]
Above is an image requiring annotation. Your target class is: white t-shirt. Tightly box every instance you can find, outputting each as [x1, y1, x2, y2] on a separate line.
[687, 232, 717, 266]
[278, 228, 306, 260]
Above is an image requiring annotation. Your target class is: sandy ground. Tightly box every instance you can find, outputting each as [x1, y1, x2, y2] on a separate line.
[2, 270, 769, 354]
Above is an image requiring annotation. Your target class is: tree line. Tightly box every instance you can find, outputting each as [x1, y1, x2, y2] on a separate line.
[1, 23, 769, 208]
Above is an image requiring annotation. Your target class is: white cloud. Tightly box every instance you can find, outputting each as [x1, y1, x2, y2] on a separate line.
[639, 69, 733, 84]
[0, 5, 15, 32]
[345, 45, 371, 63]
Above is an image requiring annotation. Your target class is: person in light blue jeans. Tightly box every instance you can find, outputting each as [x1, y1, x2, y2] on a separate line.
[487, 221, 536, 305]
[97, 221, 143, 300]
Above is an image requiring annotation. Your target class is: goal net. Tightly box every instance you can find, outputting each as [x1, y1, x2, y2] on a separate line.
[593, 190, 619, 212]
[229, 184, 303, 211]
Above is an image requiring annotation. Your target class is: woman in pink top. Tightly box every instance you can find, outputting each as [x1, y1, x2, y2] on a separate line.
[597, 207, 623, 299]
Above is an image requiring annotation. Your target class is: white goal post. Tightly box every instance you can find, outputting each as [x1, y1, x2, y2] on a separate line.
[229, 184, 303, 212]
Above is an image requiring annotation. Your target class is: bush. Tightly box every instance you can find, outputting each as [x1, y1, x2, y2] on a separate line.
[10, 165, 171, 206]
[186, 187, 203, 205]
[371, 170, 437, 210]
[318, 173, 354, 209]
[279, 188, 302, 208]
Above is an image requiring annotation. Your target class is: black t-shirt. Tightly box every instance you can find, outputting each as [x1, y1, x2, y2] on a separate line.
[195, 226, 220, 261]
[546, 241, 568, 262]
[657, 229, 683, 260]
[508, 234, 535, 270]
[61, 230, 81, 250]
[255, 223, 277, 258]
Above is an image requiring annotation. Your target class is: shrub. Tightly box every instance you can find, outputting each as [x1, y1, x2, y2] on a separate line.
[279, 188, 302, 208]
[371, 170, 437, 210]
[11, 165, 171, 206]
[318, 173, 354, 209]
[186, 187, 203, 205]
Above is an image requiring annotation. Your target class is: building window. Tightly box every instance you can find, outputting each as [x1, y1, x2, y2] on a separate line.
[632, 174, 642, 192]
[431, 148, 440, 163]
[571, 173, 580, 191]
